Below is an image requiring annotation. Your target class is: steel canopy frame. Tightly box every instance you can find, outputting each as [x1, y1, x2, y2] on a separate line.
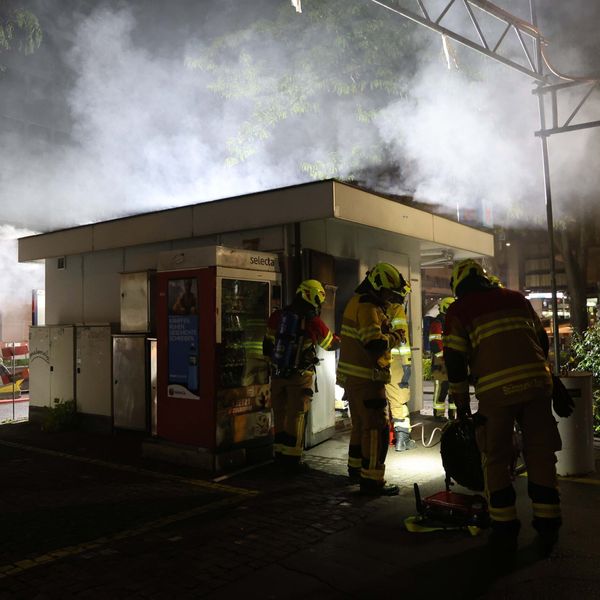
[364, 0, 600, 371]
[370, 0, 545, 80]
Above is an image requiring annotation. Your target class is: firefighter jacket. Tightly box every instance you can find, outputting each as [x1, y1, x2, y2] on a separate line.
[429, 314, 444, 359]
[443, 287, 552, 406]
[337, 293, 403, 385]
[385, 302, 411, 367]
[429, 313, 447, 379]
[264, 309, 335, 375]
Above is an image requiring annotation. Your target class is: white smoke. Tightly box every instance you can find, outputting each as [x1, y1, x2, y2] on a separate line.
[0, 226, 44, 342]
[0, 0, 598, 337]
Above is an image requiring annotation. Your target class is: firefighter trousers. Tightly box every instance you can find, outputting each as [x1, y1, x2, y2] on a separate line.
[346, 380, 390, 488]
[387, 362, 411, 428]
[432, 379, 455, 418]
[476, 396, 562, 528]
[270, 371, 314, 463]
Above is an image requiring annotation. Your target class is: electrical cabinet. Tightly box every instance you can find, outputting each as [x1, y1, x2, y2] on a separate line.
[29, 326, 75, 408]
[75, 325, 113, 418]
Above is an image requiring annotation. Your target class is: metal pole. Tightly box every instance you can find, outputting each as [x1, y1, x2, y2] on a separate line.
[11, 342, 16, 421]
[531, 0, 560, 372]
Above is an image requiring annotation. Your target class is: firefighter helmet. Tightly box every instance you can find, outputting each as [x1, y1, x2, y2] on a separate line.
[438, 296, 455, 314]
[368, 263, 410, 298]
[296, 279, 326, 308]
[440, 418, 484, 491]
[450, 259, 487, 296]
[488, 275, 503, 288]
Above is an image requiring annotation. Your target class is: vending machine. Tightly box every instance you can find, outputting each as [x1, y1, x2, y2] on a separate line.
[156, 246, 281, 468]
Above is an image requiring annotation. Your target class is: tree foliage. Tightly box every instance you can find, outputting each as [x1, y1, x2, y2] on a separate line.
[570, 323, 600, 434]
[187, 0, 425, 175]
[555, 198, 600, 334]
[0, 0, 42, 68]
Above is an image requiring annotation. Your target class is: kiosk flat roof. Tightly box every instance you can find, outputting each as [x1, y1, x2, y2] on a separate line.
[18, 180, 494, 261]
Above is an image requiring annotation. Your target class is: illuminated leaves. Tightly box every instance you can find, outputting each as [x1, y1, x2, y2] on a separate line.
[0, 4, 42, 58]
[186, 0, 422, 173]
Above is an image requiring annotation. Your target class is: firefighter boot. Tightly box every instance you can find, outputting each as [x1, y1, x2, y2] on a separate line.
[532, 517, 561, 557]
[488, 519, 521, 554]
[395, 428, 416, 452]
[360, 481, 400, 496]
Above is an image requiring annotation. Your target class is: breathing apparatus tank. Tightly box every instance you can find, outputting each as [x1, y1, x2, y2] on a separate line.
[271, 310, 300, 375]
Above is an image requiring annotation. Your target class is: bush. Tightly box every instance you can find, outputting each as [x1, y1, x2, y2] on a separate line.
[569, 325, 600, 435]
[422, 357, 432, 381]
[41, 399, 78, 432]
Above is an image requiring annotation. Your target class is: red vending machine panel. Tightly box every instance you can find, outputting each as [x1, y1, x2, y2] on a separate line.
[157, 267, 216, 448]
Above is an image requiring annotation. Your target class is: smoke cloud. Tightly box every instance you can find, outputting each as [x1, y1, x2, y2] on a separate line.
[0, 0, 597, 337]
[1, 0, 599, 232]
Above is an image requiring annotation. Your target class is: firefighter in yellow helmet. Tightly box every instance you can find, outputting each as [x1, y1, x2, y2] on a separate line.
[429, 296, 456, 420]
[337, 262, 409, 495]
[263, 279, 339, 471]
[385, 282, 416, 452]
[443, 258, 562, 553]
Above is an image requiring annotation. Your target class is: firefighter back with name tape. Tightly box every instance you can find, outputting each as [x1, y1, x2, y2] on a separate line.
[385, 287, 416, 452]
[429, 296, 456, 420]
[263, 279, 339, 471]
[443, 259, 562, 552]
[337, 262, 410, 496]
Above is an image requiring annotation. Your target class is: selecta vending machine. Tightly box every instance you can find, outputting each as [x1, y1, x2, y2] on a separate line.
[156, 246, 281, 470]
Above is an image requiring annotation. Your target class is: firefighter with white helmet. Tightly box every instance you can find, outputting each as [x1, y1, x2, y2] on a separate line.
[263, 279, 339, 471]
[337, 262, 409, 495]
[443, 258, 565, 553]
[429, 295, 456, 420]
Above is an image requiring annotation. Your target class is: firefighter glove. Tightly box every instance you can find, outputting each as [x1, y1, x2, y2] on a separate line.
[551, 375, 574, 418]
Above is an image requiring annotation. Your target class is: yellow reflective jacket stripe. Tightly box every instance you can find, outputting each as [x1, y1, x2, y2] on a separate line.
[469, 317, 534, 348]
[319, 330, 334, 349]
[477, 361, 549, 386]
[476, 366, 550, 395]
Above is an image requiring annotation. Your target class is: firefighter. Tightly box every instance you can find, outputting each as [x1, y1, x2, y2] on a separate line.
[263, 279, 339, 472]
[386, 287, 416, 452]
[337, 262, 410, 496]
[443, 259, 562, 553]
[429, 296, 456, 421]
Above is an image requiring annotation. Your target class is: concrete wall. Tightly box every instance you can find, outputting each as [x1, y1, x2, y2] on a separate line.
[44, 228, 286, 326]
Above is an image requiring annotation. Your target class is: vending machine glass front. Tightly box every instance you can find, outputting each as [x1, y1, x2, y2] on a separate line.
[217, 278, 272, 449]
[219, 279, 270, 388]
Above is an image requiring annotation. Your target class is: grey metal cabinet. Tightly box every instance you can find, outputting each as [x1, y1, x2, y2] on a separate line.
[112, 335, 157, 432]
[75, 325, 112, 418]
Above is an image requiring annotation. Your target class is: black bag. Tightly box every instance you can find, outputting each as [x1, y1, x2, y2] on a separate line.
[440, 419, 484, 491]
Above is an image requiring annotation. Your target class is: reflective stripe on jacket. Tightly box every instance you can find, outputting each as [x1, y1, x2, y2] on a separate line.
[429, 315, 444, 358]
[387, 303, 411, 366]
[443, 287, 552, 404]
[337, 294, 399, 385]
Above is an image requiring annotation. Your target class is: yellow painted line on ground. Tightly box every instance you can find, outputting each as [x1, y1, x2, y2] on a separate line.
[518, 470, 600, 486]
[0, 494, 247, 580]
[0, 439, 258, 497]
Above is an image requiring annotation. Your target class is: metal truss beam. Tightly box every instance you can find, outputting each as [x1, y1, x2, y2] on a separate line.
[369, 1, 600, 138]
[370, 0, 545, 80]
[534, 81, 600, 137]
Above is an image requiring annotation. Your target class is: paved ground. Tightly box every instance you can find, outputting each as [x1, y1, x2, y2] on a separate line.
[0, 411, 599, 599]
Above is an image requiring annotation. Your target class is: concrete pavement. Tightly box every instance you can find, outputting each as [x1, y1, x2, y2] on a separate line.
[0, 417, 599, 599]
